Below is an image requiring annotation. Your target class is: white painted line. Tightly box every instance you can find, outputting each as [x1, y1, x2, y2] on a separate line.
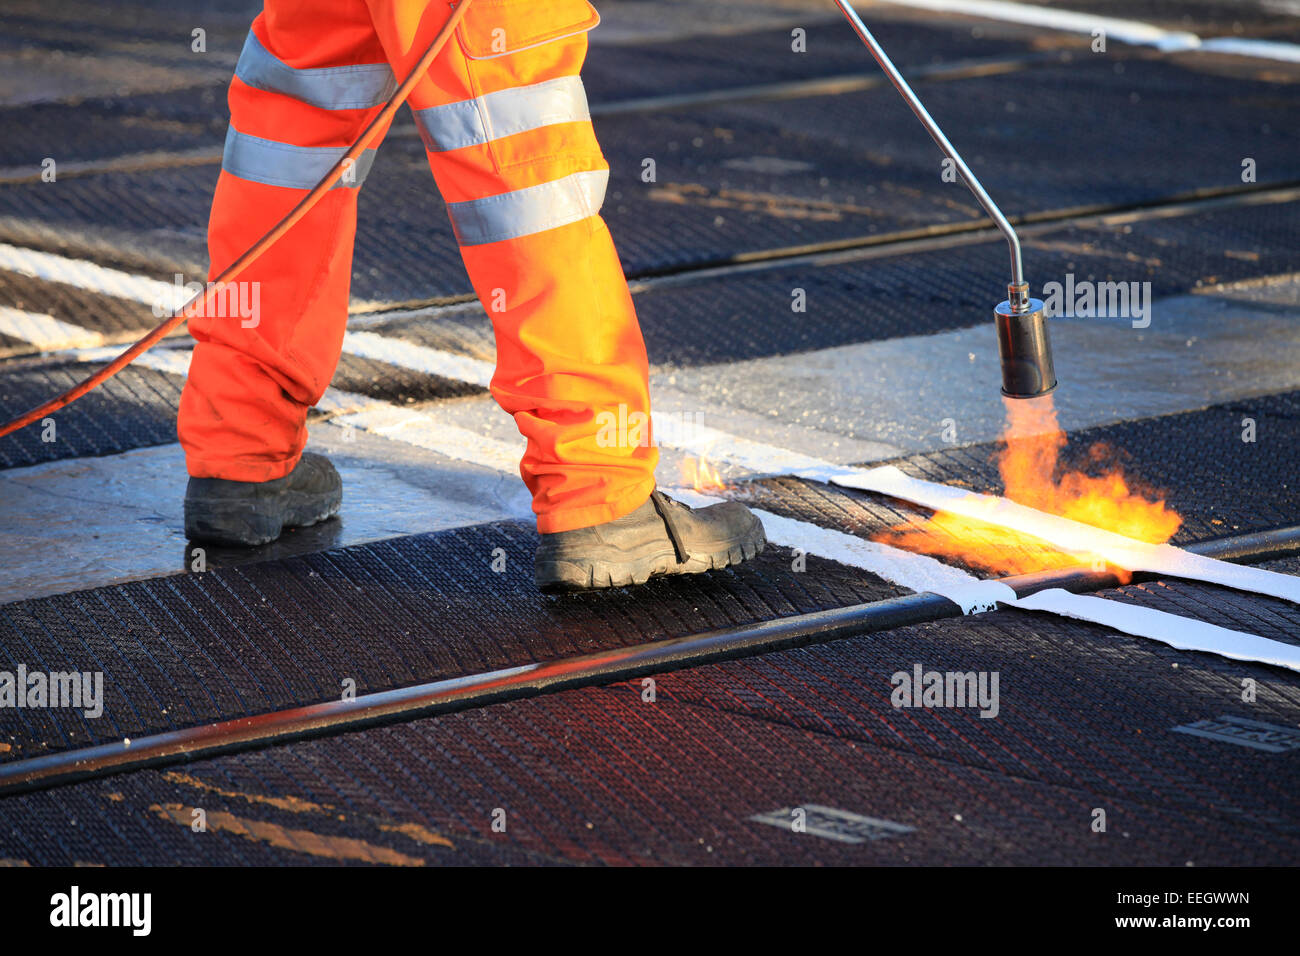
[877, 0, 1300, 62]
[333, 403, 523, 475]
[341, 330, 495, 389]
[655, 418, 832, 475]
[0, 307, 104, 349]
[0, 242, 184, 311]
[61, 344, 193, 379]
[0, 245, 495, 385]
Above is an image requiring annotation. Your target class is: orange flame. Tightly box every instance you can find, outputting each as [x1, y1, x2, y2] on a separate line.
[681, 454, 725, 493]
[874, 395, 1181, 580]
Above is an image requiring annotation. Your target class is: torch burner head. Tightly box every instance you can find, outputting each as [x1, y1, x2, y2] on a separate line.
[995, 290, 1057, 400]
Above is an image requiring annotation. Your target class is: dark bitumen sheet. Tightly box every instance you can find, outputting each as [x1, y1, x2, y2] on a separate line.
[379, 194, 1300, 367]
[0, 523, 902, 762]
[0, 88, 227, 170]
[3, 53, 1296, 302]
[2, 0, 1298, 868]
[581, 14, 1059, 104]
[0, 360, 182, 468]
[2, 384, 1299, 865]
[4, 554, 1299, 866]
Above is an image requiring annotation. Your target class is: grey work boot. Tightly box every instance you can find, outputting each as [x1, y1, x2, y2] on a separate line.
[535, 488, 766, 592]
[184, 451, 342, 546]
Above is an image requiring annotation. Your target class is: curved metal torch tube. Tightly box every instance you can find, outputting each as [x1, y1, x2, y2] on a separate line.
[832, 0, 1025, 294]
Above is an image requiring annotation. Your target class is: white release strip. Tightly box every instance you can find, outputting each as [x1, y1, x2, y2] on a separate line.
[1012, 589, 1300, 671]
[806, 464, 1300, 605]
[675, 490, 1300, 672]
[720, 497, 1018, 614]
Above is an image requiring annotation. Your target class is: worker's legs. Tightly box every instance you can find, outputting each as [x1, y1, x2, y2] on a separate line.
[180, 0, 763, 584]
[178, 0, 394, 482]
[369, 0, 658, 533]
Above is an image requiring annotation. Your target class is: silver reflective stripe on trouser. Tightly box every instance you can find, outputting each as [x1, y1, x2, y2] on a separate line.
[222, 127, 377, 189]
[235, 29, 396, 110]
[446, 169, 609, 246]
[412, 75, 591, 152]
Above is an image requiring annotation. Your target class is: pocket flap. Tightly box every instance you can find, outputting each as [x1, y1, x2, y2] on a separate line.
[457, 0, 601, 59]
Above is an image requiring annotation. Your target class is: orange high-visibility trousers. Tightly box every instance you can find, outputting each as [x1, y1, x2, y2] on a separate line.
[178, 0, 658, 533]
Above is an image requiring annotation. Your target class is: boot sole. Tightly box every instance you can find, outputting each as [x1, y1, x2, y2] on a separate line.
[536, 520, 767, 593]
[184, 487, 342, 547]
